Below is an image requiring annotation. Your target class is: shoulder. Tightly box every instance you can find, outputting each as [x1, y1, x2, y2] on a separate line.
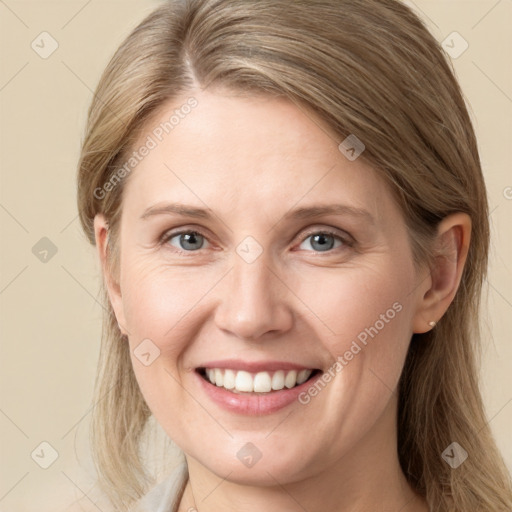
[130, 462, 188, 512]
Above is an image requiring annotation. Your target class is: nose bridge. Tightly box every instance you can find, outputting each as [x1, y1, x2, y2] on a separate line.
[214, 251, 292, 340]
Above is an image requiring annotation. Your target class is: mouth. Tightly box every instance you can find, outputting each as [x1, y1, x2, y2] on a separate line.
[196, 367, 322, 394]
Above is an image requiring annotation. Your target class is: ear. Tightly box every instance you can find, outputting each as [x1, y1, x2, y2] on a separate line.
[412, 212, 471, 334]
[93, 214, 128, 336]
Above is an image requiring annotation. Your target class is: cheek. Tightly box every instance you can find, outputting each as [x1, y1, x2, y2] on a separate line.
[118, 256, 208, 423]
[290, 260, 416, 454]
[294, 256, 417, 415]
[297, 259, 415, 350]
[120, 254, 218, 343]
[117, 254, 228, 417]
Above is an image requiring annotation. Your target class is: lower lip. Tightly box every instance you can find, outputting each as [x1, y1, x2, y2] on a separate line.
[195, 371, 321, 415]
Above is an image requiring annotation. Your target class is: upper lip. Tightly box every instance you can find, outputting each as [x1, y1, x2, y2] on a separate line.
[196, 359, 318, 373]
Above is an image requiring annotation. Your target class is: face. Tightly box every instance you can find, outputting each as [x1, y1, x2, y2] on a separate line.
[100, 89, 429, 485]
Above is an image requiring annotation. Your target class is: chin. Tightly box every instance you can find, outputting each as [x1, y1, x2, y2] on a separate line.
[186, 442, 321, 487]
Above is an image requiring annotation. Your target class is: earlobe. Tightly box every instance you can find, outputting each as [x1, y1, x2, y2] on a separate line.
[412, 213, 471, 334]
[93, 214, 128, 336]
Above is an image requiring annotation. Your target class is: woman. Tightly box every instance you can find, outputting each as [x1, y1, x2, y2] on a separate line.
[76, 0, 512, 511]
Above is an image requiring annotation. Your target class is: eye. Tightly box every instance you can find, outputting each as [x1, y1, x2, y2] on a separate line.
[160, 227, 351, 255]
[297, 230, 348, 253]
[164, 230, 210, 252]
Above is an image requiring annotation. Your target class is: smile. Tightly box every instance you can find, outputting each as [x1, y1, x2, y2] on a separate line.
[194, 362, 323, 415]
[198, 368, 318, 393]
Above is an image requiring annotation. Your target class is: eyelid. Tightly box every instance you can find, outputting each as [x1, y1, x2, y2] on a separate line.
[160, 227, 213, 253]
[297, 226, 354, 246]
[160, 224, 354, 253]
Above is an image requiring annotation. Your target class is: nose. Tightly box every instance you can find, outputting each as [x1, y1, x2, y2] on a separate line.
[213, 254, 294, 341]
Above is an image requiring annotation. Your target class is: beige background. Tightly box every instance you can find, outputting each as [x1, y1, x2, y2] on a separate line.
[0, 1, 511, 510]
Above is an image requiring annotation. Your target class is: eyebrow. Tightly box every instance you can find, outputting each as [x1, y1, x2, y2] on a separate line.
[141, 203, 212, 220]
[140, 202, 374, 224]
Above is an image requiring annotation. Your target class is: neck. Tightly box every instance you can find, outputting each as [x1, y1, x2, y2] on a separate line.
[177, 399, 428, 512]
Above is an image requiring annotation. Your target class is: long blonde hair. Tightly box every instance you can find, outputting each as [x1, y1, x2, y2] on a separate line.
[76, 1, 512, 510]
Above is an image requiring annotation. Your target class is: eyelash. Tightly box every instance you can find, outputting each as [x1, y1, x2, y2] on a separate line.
[159, 227, 354, 256]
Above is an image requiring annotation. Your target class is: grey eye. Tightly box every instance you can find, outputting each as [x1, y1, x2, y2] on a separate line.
[299, 233, 342, 252]
[168, 232, 207, 251]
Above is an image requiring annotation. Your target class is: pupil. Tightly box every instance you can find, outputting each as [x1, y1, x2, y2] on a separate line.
[181, 232, 202, 250]
[312, 234, 334, 251]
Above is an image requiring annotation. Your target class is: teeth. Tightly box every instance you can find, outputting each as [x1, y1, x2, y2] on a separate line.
[223, 369, 236, 389]
[271, 370, 285, 390]
[284, 370, 297, 389]
[203, 368, 313, 393]
[214, 368, 224, 387]
[253, 372, 272, 393]
[297, 369, 311, 385]
[235, 371, 253, 392]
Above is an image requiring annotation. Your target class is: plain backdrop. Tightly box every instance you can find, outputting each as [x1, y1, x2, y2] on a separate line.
[0, 1, 511, 510]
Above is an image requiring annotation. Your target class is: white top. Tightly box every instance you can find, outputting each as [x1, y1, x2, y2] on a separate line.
[131, 462, 188, 512]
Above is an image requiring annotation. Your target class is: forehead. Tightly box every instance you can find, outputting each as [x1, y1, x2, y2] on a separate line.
[121, 89, 398, 226]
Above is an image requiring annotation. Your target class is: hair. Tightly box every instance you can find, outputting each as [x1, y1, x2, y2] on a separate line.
[76, 0, 512, 510]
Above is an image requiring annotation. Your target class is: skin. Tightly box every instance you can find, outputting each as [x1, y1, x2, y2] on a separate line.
[94, 88, 471, 512]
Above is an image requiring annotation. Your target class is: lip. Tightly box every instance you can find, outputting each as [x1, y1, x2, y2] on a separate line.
[198, 359, 313, 373]
[194, 363, 322, 416]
